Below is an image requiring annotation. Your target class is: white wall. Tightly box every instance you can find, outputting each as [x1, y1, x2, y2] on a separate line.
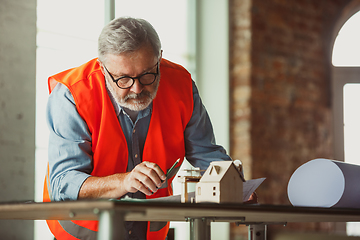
[196, 0, 230, 151]
[196, 1, 230, 239]
[0, 0, 36, 239]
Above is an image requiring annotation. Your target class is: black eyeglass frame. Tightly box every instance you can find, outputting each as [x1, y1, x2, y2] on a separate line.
[103, 62, 160, 89]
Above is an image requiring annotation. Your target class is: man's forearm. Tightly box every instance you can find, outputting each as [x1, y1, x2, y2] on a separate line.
[78, 173, 129, 199]
[78, 161, 166, 199]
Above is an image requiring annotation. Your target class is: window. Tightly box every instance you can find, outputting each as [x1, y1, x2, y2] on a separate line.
[35, 1, 192, 239]
[35, 1, 229, 239]
[332, 10, 360, 236]
[35, 1, 104, 239]
[332, 11, 360, 67]
[114, 0, 194, 74]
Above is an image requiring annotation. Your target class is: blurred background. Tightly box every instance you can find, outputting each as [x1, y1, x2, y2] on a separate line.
[1, 0, 360, 239]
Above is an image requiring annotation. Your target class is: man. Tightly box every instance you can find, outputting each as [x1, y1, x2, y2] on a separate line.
[44, 17, 238, 240]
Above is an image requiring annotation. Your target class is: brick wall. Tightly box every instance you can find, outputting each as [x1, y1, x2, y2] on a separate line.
[230, 0, 353, 238]
[230, 0, 252, 179]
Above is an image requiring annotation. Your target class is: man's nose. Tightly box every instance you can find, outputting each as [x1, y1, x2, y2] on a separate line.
[130, 78, 144, 94]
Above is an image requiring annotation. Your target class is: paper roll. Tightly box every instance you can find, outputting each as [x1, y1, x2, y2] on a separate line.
[287, 158, 360, 208]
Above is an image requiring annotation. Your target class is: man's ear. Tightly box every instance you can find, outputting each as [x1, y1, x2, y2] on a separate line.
[97, 59, 105, 75]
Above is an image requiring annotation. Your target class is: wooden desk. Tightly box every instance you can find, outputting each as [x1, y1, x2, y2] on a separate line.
[0, 200, 360, 240]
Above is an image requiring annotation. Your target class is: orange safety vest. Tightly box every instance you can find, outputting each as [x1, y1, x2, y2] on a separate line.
[43, 58, 194, 240]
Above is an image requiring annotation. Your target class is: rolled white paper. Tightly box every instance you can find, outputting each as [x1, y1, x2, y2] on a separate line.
[288, 158, 360, 208]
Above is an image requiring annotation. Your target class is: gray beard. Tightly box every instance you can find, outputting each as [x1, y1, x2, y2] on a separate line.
[105, 77, 159, 111]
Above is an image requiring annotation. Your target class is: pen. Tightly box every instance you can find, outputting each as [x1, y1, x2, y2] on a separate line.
[158, 159, 180, 189]
[239, 171, 246, 182]
[166, 158, 180, 177]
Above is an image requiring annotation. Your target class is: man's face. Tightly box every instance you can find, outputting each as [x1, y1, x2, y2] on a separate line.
[100, 44, 160, 111]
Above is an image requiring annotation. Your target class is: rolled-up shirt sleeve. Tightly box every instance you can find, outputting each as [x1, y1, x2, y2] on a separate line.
[184, 81, 232, 170]
[46, 83, 93, 201]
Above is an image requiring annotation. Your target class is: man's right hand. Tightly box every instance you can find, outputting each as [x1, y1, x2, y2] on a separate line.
[123, 161, 166, 196]
[78, 161, 166, 199]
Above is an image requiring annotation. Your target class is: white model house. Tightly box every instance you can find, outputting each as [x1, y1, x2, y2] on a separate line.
[195, 161, 243, 203]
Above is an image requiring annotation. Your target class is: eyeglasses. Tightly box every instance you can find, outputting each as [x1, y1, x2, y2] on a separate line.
[103, 62, 159, 89]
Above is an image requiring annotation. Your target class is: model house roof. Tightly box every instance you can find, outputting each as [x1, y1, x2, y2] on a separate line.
[199, 161, 242, 182]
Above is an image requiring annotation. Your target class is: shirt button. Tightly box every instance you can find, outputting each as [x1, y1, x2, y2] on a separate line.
[129, 230, 132, 235]
[135, 154, 138, 158]
[133, 129, 136, 133]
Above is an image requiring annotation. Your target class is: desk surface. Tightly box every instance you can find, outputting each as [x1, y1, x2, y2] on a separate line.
[1, 200, 360, 224]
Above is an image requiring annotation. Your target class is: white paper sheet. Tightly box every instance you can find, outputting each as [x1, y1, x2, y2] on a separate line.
[288, 158, 360, 208]
[242, 178, 266, 202]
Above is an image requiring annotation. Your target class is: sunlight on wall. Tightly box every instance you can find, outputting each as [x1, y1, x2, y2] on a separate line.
[332, 11, 360, 67]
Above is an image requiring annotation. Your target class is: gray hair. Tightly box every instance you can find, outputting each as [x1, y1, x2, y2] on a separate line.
[98, 17, 162, 63]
